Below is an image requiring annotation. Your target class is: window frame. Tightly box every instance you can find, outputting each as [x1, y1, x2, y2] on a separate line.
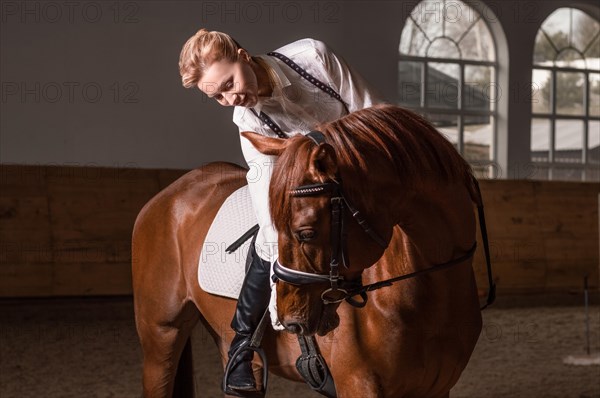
[398, 3, 500, 172]
[531, 7, 600, 182]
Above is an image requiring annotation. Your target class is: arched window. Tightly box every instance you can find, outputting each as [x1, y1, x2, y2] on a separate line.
[399, 0, 498, 175]
[531, 7, 599, 182]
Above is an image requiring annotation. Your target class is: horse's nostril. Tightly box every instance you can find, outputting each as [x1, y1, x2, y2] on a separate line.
[285, 322, 304, 335]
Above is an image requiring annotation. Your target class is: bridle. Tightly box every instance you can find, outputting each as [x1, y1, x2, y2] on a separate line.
[273, 177, 387, 307]
[272, 131, 496, 309]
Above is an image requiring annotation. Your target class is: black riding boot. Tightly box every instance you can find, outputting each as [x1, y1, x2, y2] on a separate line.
[224, 246, 271, 394]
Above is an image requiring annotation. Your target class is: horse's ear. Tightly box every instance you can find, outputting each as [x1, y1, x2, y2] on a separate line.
[309, 143, 338, 178]
[241, 131, 286, 156]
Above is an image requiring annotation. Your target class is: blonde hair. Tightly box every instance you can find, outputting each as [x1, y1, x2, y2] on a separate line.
[179, 29, 241, 88]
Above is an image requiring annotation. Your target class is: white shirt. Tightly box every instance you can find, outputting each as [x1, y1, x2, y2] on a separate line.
[234, 38, 382, 262]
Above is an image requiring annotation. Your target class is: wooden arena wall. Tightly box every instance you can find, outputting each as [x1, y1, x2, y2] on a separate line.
[0, 164, 598, 297]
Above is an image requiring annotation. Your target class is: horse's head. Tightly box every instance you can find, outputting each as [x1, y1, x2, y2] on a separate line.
[242, 130, 391, 336]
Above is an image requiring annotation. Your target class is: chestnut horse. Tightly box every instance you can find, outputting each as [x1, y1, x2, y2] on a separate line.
[133, 104, 486, 397]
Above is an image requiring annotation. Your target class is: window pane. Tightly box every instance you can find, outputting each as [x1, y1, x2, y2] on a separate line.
[531, 118, 551, 162]
[532, 69, 552, 114]
[555, 49, 585, 69]
[459, 19, 495, 61]
[590, 74, 600, 117]
[471, 164, 499, 180]
[589, 121, 600, 164]
[407, 0, 495, 61]
[444, 1, 475, 42]
[400, 17, 429, 57]
[552, 167, 583, 181]
[427, 114, 459, 148]
[533, 30, 556, 66]
[556, 72, 585, 115]
[541, 9, 571, 50]
[585, 167, 599, 182]
[427, 63, 459, 109]
[530, 165, 550, 180]
[427, 37, 460, 59]
[572, 9, 600, 54]
[535, 8, 600, 69]
[398, 61, 423, 107]
[464, 65, 494, 111]
[410, 0, 444, 41]
[464, 115, 493, 162]
[585, 35, 600, 58]
[555, 119, 584, 163]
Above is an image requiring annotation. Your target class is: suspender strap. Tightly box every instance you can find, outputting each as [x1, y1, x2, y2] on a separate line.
[268, 52, 350, 114]
[249, 108, 288, 139]
[250, 52, 350, 137]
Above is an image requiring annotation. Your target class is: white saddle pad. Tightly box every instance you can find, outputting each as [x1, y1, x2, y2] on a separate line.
[198, 185, 257, 299]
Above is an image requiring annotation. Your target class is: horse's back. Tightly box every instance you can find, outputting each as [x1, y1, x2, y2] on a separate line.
[133, 162, 247, 234]
[132, 162, 247, 316]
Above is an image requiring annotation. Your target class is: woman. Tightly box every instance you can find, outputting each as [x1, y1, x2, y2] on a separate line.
[179, 28, 382, 395]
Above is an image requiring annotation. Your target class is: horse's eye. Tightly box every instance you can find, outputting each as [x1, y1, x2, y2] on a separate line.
[296, 229, 316, 242]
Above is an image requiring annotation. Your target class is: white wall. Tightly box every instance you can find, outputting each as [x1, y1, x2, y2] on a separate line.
[1, 0, 598, 174]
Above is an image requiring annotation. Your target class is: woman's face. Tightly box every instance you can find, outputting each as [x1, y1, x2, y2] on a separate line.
[197, 51, 259, 108]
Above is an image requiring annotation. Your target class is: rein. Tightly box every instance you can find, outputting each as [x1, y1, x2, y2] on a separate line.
[272, 131, 496, 310]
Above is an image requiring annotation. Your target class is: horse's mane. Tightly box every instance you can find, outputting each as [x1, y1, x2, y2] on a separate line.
[269, 104, 473, 232]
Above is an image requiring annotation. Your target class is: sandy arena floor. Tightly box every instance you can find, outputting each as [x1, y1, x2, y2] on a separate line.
[0, 295, 599, 398]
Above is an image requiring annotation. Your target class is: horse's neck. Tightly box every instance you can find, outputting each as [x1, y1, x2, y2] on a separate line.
[391, 182, 476, 269]
[359, 182, 477, 321]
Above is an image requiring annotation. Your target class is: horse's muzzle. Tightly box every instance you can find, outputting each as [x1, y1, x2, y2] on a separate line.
[282, 306, 340, 336]
[316, 306, 340, 336]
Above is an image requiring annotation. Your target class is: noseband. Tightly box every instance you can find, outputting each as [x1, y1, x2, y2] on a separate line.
[272, 131, 495, 309]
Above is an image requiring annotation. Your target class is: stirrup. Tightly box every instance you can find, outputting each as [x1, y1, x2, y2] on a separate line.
[223, 311, 270, 397]
[223, 340, 268, 397]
